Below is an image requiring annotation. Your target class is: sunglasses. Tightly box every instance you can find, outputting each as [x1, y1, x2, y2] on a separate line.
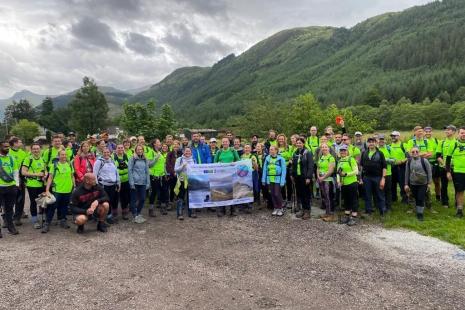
[411, 151, 419, 154]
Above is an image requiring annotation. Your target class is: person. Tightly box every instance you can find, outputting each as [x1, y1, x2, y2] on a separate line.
[180, 137, 189, 153]
[251, 135, 259, 153]
[360, 137, 387, 216]
[233, 137, 244, 157]
[424, 127, 440, 202]
[277, 134, 293, 207]
[209, 138, 219, 157]
[0, 141, 19, 236]
[241, 144, 259, 213]
[377, 135, 395, 211]
[190, 132, 212, 164]
[89, 135, 98, 153]
[305, 126, 319, 154]
[148, 143, 169, 216]
[226, 131, 234, 147]
[44, 150, 75, 233]
[264, 130, 277, 153]
[137, 136, 154, 157]
[74, 141, 96, 186]
[100, 131, 117, 153]
[446, 126, 465, 218]
[129, 136, 137, 152]
[255, 143, 268, 208]
[8, 137, 27, 226]
[166, 140, 182, 209]
[291, 137, 314, 220]
[174, 147, 196, 220]
[316, 143, 336, 219]
[354, 132, 367, 153]
[93, 148, 120, 224]
[336, 145, 359, 226]
[68, 132, 80, 156]
[123, 138, 133, 158]
[21, 143, 47, 229]
[70, 173, 110, 233]
[262, 145, 287, 216]
[128, 145, 151, 223]
[343, 134, 361, 163]
[94, 139, 106, 159]
[42, 135, 70, 169]
[389, 131, 408, 204]
[214, 137, 240, 217]
[165, 135, 174, 151]
[114, 144, 131, 220]
[436, 125, 457, 208]
[405, 146, 432, 221]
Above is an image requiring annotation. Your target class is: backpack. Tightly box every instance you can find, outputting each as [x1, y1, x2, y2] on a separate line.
[0, 155, 15, 183]
[265, 155, 283, 176]
[113, 153, 129, 170]
[408, 157, 428, 184]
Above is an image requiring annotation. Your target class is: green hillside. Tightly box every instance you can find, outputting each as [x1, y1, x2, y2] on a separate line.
[130, 0, 465, 127]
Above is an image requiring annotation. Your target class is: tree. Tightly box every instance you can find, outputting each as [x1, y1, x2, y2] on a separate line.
[120, 100, 158, 140]
[11, 119, 40, 144]
[68, 77, 109, 135]
[436, 91, 451, 104]
[156, 104, 176, 138]
[4, 99, 36, 125]
[454, 86, 465, 102]
[364, 88, 383, 107]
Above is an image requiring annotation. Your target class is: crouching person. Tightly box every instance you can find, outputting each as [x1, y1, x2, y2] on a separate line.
[70, 173, 110, 233]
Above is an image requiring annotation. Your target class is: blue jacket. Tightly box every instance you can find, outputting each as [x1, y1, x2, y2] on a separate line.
[128, 156, 151, 188]
[190, 142, 212, 164]
[261, 155, 287, 186]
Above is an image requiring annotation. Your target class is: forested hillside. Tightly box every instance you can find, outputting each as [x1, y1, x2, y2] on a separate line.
[131, 0, 465, 127]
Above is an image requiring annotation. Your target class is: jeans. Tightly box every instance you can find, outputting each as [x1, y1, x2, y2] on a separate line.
[47, 192, 70, 223]
[103, 184, 118, 216]
[252, 170, 260, 203]
[130, 185, 147, 216]
[384, 175, 392, 210]
[363, 176, 386, 214]
[13, 181, 26, 220]
[0, 186, 17, 224]
[27, 186, 45, 218]
[392, 164, 407, 202]
[117, 182, 131, 215]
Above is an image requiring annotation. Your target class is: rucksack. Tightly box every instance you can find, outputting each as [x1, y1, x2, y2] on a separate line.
[265, 155, 283, 176]
[408, 157, 428, 184]
[113, 153, 129, 170]
[0, 155, 15, 182]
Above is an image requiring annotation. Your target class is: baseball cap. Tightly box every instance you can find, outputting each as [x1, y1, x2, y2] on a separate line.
[390, 131, 400, 136]
[444, 124, 457, 131]
[367, 137, 376, 142]
[210, 138, 217, 143]
[354, 131, 362, 136]
[339, 144, 348, 151]
[68, 132, 76, 136]
[378, 134, 385, 140]
[129, 136, 137, 141]
[424, 126, 432, 131]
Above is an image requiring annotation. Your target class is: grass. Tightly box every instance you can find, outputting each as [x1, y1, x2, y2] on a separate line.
[368, 185, 465, 249]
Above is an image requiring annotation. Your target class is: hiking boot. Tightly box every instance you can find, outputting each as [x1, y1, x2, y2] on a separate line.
[33, 222, 42, 229]
[14, 218, 22, 226]
[41, 223, 49, 233]
[272, 209, 278, 216]
[456, 209, 463, 218]
[161, 204, 168, 215]
[347, 217, 357, 226]
[59, 219, 70, 229]
[230, 206, 238, 217]
[339, 215, 350, 224]
[295, 210, 304, 218]
[7, 223, 18, 235]
[302, 211, 310, 220]
[416, 213, 424, 221]
[77, 225, 84, 234]
[97, 222, 107, 233]
[216, 208, 224, 217]
[122, 213, 129, 220]
[189, 211, 197, 219]
[148, 208, 156, 217]
[0, 229, 2, 238]
[105, 217, 115, 225]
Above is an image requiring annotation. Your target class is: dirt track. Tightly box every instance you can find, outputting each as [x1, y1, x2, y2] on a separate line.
[1, 208, 464, 310]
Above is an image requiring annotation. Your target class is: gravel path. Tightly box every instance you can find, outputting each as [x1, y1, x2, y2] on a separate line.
[1, 208, 464, 309]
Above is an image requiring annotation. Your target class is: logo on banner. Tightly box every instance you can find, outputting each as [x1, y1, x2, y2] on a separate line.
[236, 164, 250, 177]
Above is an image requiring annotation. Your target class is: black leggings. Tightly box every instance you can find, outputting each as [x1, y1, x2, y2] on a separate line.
[342, 182, 359, 213]
[149, 176, 168, 205]
[27, 186, 45, 217]
[295, 176, 311, 210]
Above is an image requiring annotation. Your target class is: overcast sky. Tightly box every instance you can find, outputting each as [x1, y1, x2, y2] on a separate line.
[0, 0, 432, 98]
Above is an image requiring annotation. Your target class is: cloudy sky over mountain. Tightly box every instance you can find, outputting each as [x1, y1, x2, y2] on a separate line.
[0, 0, 432, 98]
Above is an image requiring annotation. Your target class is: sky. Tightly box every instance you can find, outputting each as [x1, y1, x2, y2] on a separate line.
[0, 0, 433, 98]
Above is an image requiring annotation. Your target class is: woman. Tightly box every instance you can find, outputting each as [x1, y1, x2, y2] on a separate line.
[21, 143, 47, 229]
[336, 145, 359, 226]
[262, 145, 287, 216]
[291, 137, 314, 220]
[174, 147, 196, 220]
[123, 138, 133, 158]
[114, 144, 130, 220]
[209, 138, 219, 158]
[214, 137, 240, 217]
[74, 141, 96, 186]
[128, 145, 151, 223]
[277, 134, 293, 207]
[95, 139, 106, 159]
[404, 146, 432, 221]
[241, 144, 259, 213]
[316, 143, 336, 219]
[44, 150, 75, 233]
[255, 143, 269, 209]
[148, 142, 169, 217]
[166, 140, 182, 209]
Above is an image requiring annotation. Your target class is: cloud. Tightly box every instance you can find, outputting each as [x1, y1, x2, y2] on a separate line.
[125, 32, 163, 56]
[175, 0, 228, 16]
[71, 16, 120, 50]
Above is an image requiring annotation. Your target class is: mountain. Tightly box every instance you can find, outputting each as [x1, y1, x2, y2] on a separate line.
[125, 84, 152, 95]
[130, 0, 465, 127]
[0, 89, 49, 118]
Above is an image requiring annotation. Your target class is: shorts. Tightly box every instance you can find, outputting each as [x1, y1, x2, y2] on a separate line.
[452, 172, 465, 192]
[431, 164, 441, 178]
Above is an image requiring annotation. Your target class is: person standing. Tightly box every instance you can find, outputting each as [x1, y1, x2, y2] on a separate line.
[174, 147, 196, 220]
[446, 127, 465, 218]
[74, 141, 96, 186]
[21, 143, 47, 229]
[389, 131, 408, 204]
[68, 132, 80, 156]
[291, 137, 314, 220]
[0, 141, 19, 236]
[360, 137, 387, 216]
[405, 146, 432, 221]
[113, 144, 130, 220]
[190, 132, 212, 164]
[437, 125, 457, 208]
[148, 143, 169, 217]
[424, 127, 441, 201]
[336, 145, 359, 226]
[305, 126, 319, 154]
[128, 145, 151, 223]
[262, 145, 287, 217]
[8, 137, 27, 226]
[166, 140, 182, 209]
[44, 150, 75, 233]
[241, 144, 259, 214]
[377, 135, 395, 211]
[316, 143, 336, 219]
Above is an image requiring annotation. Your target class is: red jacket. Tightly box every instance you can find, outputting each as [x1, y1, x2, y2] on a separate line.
[74, 153, 96, 183]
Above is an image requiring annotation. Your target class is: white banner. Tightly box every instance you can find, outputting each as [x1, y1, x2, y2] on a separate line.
[187, 160, 254, 208]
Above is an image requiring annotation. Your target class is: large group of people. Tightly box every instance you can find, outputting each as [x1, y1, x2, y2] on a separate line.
[0, 122, 464, 238]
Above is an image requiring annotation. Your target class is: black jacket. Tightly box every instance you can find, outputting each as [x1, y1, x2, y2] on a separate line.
[361, 148, 386, 177]
[291, 148, 314, 179]
[70, 184, 109, 215]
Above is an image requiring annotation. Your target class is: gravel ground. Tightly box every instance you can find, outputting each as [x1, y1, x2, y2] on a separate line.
[1, 207, 464, 310]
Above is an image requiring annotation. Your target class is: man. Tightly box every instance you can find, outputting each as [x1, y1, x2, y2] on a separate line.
[251, 135, 259, 153]
[165, 135, 174, 151]
[100, 131, 116, 153]
[446, 126, 465, 218]
[226, 131, 234, 147]
[424, 126, 441, 202]
[0, 141, 19, 236]
[405, 126, 432, 159]
[8, 137, 27, 226]
[180, 137, 189, 153]
[42, 134, 69, 170]
[190, 132, 212, 164]
[361, 137, 387, 215]
[209, 138, 219, 157]
[437, 125, 457, 208]
[342, 134, 361, 162]
[378, 135, 395, 211]
[389, 131, 408, 204]
[68, 132, 80, 156]
[305, 126, 319, 154]
[70, 173, 110, 233]
[354, 131, 367, 153]
[264, 130, 277, 153]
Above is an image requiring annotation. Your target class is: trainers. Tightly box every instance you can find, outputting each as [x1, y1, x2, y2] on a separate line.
[33, 222, 42, 229]
[138, 215, 147, 223]
[106, 217, 115, 225]
[456, 209, 463, 218]
[276, 209, 284, 217]
[77, 225, 84, 234]
[347, 217, 357, 226]
[177, 215, 184, 221]
[97, 222, 107, 233]
[41, 223, 49, 233]
[272, 209, 278, 216]
[295, 210, 304, 218]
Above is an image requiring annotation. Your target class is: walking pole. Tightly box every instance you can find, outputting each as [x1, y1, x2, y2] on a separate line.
[292, 179, 297, 214]
[337, 168, 343, 224]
